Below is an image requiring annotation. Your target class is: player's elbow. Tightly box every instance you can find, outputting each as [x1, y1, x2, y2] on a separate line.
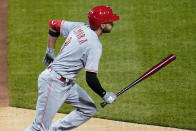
[48, 20, 62, 37]
[48, 20, 62, 32]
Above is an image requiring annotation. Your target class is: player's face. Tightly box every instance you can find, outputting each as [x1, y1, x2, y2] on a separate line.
[102, 22, 114, 33]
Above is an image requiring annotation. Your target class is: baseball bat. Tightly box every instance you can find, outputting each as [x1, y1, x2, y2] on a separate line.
[101, 54, 176, 108]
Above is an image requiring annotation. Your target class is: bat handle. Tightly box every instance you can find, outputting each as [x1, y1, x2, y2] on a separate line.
[100, 78, 142, 108]
[100, 102, 107, 108]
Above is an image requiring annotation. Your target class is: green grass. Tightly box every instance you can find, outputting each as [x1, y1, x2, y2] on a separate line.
[8, 0, 196, 130]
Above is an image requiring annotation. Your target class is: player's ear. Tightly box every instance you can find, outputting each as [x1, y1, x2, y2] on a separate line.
[100, 24, 106, 30]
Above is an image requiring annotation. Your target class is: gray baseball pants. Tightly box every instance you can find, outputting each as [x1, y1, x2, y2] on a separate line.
[25, 68, 98, 131]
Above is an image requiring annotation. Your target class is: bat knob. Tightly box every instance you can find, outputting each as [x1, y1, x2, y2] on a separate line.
[100, 102, 107, 108]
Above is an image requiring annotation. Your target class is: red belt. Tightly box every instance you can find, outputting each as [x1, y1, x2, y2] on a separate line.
[48, 66, 66, 82]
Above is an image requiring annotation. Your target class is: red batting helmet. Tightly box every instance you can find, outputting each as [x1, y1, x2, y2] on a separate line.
[88, 5, 120, 30]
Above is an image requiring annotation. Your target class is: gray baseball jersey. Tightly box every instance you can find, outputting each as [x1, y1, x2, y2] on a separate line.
[51, 20, 102, 80]
[25, 21, 101, 131]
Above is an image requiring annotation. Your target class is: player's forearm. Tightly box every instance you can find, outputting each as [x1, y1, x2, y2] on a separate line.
[47, 33, 58, 49]
[86, 71, 106, 97]
[42, 29, 57, 66]
[47, 20, 62, 48]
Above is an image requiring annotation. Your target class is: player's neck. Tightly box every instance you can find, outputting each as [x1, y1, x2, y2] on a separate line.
[94, 28, 103, 37]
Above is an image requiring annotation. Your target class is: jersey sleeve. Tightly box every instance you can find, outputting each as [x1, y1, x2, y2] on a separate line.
[60, 21, 84, 38]
[85, 44, 102, 73]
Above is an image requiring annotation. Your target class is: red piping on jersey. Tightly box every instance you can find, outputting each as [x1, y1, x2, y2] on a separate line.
[39, 79, 53, 131]
[85, 68, 98, 73]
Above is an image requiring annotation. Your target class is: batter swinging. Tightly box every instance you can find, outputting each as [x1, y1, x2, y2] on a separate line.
[25, 5, 120, 131]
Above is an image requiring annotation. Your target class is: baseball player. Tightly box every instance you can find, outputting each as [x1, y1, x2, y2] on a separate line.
[25, 5, 119, 131]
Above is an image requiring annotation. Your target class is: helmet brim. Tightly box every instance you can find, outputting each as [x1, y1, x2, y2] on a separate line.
[111, 14, 120, 21]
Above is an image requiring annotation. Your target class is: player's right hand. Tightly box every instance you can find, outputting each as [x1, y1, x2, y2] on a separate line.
[102, 92, 117, 104]
[42, 48, 55, 66]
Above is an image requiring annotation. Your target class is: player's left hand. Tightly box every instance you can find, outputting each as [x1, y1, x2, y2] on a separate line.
[42, 48, 55, 66]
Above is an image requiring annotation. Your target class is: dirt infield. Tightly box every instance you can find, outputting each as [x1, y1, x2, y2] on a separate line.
[0, 107, 191, 131]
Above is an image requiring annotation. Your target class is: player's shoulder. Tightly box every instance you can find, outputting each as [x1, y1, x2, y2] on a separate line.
[83, 26, 100, 42]
[61, 20, 85, 29]
[87, 34, 102, 50]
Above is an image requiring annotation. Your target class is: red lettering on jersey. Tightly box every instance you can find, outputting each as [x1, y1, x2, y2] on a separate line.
[74, 28, 85, 39]
[80, 39, 88, 44]
[74, 28, 88, 44]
